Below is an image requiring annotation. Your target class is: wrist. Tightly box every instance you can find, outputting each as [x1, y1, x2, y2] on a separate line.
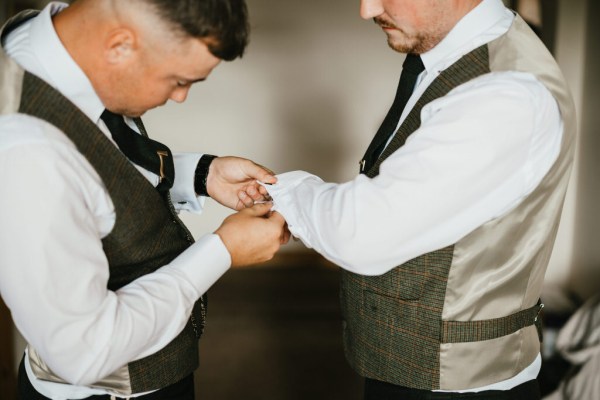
[194, 154, 218, 197]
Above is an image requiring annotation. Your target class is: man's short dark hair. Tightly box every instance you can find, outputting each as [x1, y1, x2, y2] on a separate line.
[146, 0, 249, 61]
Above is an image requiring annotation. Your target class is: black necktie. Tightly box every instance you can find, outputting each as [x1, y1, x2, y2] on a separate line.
[101, 109, 174, 194]
[360, 54, 425, 173]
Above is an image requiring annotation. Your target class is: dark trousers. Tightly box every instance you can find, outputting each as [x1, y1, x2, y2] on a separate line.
[18, 357, 195, 400]
[364, 378, 541, 400]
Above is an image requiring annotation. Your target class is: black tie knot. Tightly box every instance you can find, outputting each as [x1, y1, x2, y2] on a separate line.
[100, 109, 174, 194]
[402, 54, 425, 75]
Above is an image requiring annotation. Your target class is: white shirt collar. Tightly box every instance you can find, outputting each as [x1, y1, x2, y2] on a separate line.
[420, 0, 514, 74]
[29, 2, 105, 125]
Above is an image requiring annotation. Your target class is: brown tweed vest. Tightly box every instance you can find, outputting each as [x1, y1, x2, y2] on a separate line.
[1, 11, 206, 395]
[341, 15, 576, 391]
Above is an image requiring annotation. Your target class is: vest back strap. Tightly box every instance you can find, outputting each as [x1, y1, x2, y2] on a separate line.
[441, 301, 544, 343]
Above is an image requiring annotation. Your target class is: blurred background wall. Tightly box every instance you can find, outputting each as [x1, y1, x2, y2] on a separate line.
[1, 0, 599, 398]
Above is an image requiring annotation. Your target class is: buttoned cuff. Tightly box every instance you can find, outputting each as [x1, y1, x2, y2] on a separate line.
[171, 152, 206, 213]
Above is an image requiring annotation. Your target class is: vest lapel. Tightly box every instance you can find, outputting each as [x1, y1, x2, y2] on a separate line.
[367, 45, 491, 178]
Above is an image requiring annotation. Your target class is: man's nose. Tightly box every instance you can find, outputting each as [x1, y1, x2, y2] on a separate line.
[170, 87, 190, 103]
[360, 0, 384, 20]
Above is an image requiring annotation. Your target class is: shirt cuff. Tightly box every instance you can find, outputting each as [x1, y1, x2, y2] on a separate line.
[261, 171, 324, 246]
[167, 234, 231, 296]
[171, 152, 206, 213]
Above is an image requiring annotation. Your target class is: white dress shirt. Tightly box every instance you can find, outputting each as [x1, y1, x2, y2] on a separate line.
[0, 3, 231, 398]
[266, 0, 557, 392]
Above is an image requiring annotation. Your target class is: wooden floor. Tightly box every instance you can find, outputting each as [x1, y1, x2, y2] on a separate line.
[194, 258, 364, 400]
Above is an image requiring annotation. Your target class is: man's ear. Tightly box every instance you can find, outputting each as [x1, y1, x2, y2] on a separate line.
[105, 28, 136, 64]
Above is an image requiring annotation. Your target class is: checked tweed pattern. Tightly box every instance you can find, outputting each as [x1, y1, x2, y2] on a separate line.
[340, 45, 491, 390]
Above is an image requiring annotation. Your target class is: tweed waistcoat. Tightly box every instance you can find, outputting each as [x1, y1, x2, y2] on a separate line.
[341, 15, 576, 391]
[1, 11, 206, 396]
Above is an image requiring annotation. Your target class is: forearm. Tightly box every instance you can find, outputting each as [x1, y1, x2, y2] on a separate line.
[0, 144, 230, 385]
[266, 75, 563, 275]
[3, 229, 229, 386]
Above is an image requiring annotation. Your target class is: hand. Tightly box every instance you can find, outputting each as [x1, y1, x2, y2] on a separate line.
[215, 203, 289, 267]
[206, 156, 276, 210]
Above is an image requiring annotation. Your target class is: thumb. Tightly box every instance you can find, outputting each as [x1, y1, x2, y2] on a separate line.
[245, 161, 277, 184]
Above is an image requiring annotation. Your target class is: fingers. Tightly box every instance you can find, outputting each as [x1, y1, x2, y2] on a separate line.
[236, 191, 255, 209]
[246, 207, 288, 246]
[281, 225, 291, 244]
[215, 203, 286, 267]
[268, 210, 285, 224]
[258, 185, 271, 197]
[243, 185, 261, 200]
[237, 183, 273, 209]
[243, 202, 273, 217]
[269, 212, 291, 244]
[254, 163, 276, 179]
[208, 156, 277, 211]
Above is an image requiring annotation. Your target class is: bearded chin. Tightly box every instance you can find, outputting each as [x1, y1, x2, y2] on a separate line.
[386, 34, 418, 54]
[387, 32, 438, 55]
[387, 39, 411, 53]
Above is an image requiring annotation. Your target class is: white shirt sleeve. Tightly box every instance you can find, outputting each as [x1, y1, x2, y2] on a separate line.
[266, 72, 563, 276]
[0, 115, 230, 386]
